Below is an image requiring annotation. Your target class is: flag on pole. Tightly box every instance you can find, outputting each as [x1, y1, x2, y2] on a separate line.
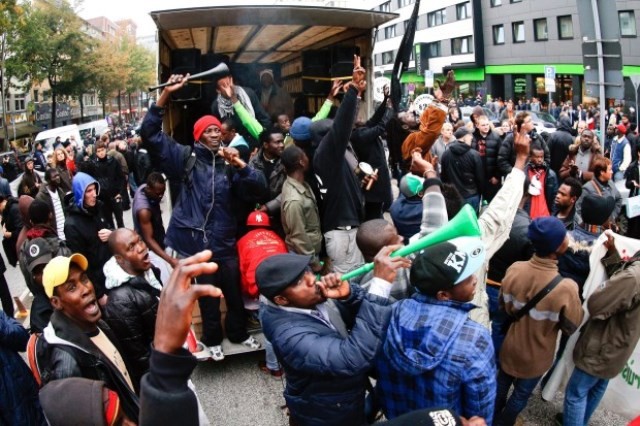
[390, 0, 421, 112]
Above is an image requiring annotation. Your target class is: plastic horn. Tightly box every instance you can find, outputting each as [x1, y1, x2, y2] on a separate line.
[341, 204, 481, 281]
[148, 63, 230, 91]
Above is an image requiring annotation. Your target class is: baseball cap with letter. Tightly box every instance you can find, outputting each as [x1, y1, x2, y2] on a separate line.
[410, 236, 485, 296]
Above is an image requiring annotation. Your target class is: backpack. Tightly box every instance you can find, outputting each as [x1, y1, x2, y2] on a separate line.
[26, 333, 94, 387]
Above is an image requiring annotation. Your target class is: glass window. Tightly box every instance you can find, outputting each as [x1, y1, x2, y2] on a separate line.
[456, 2, 470, 20]
[427, 9, 446, 27]
[512, 21, 525, 43]
[382, 51, 395, 65]
[380, 1, 391, 12]
[490, 0, 502, 6]
[534, 18, 548, 41]
[451, 36, 473, 55]
[384, 25, 396, 39]
[619, 11, 637, 37]
[14, 94, 25, 111]
[510, 0, 522, 3]
[493, 24, 505, 45]
[427, 41, 441, 57]
[401, 0, 414, 6]
[558, 15, 574, 39]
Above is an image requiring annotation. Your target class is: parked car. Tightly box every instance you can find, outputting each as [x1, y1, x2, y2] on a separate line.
[460, 106, 501, 127]
[529, 111, 557, 134]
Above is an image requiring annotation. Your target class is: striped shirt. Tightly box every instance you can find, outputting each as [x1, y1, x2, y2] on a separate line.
[48, 188, 66, 240]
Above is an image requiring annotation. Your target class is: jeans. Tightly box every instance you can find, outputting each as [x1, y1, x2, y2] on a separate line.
[563, 367, 609, 426]
[494, 369, 541, 426]
[487, 285, 507, 364]
[259, 306, 280, 371]
[464, 194, 481, 214]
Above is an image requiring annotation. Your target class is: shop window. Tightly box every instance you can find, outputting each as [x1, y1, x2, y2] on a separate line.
[558, 15, 574, 39]
[451, 36, 473, 55]
[534, 18, 548, 41]
[493, 24, 505, 45]
[512, 21, 525, 43]
[456, 2, 470, 20]
[427, 9, 446, 27]
[427, 41, 441, 57]
[619, 11, 637, 37]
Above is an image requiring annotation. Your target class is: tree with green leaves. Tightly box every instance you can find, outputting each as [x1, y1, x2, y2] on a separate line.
[8, 0, 92, 129]
[0, 0, 26, 148]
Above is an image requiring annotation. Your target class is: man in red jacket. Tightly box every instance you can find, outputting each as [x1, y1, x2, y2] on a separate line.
[236, 210, 287, 374]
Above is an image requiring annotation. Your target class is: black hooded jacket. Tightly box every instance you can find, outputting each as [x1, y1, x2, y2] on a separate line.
[546, 116, 576, 176]
[440, 141, 485, 198]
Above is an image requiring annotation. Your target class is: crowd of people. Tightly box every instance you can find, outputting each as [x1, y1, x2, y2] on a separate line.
[1, 54, 639, 426]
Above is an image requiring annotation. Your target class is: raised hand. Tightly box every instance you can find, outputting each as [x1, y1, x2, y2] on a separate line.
[352, 55, 366, 95]
[372, 244, 411, 284]
[317, 273, 351, 300]
[154, 250, 221, 354]
[437, 70, 456, 101]
[328, 79, 344, 101]
[157, 74, 190, 107]
[217, 76, 236, 100]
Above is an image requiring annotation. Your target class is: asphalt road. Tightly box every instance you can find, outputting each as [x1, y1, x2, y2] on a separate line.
[5, 187, 631, 426]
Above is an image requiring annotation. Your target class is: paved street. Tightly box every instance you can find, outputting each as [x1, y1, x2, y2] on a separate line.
[5, 195, 630, 426]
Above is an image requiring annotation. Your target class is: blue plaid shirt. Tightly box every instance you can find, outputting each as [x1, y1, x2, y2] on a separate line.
[375, 293, 497, 422]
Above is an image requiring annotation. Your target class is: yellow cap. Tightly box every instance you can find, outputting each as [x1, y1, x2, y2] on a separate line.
[43, 254, 89, 298]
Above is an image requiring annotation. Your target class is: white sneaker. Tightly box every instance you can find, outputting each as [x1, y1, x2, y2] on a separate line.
[241, 335, 262, 350]
[210, 345, 224, 361]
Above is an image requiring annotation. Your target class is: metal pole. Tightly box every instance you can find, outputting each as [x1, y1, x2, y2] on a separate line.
[591, 0, 607, 138]
[635, 86, 639, 128]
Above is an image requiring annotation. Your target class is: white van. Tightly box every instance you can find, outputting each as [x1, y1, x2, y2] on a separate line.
[78, 119, 109, 141]
[34, 124, 81, 151]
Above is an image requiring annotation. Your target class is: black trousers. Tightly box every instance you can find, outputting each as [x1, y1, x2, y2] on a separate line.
[195, 257, 248, 346]
[0, 273, 14, 318]
[102, 196, 124, 228]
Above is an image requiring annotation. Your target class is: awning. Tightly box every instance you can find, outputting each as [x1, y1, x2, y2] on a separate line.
[451, 67, 484, 82]
[400, 72, 425, 84]
[2, 123, 41, 139]
[485, 64, 585, 75]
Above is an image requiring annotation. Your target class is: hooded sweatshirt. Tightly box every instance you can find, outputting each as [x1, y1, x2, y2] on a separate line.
[440, 141, 484, 198]
[64, 172, 113, 298]
[376, 294, 496, 420]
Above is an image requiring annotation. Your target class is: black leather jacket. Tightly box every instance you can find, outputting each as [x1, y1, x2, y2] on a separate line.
[41, 311, 139, 422]
[102, 269, 161, 388]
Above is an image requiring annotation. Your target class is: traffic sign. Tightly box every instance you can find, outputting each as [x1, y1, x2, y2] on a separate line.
[544, 66, 556, 93]
[424, 70, 434, 88]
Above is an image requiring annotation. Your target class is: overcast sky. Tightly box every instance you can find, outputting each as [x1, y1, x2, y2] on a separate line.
[76, 0, 280, 37]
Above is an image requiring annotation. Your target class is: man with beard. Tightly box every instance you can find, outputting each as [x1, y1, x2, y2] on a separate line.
[559, 130, 602, 183]
[140, 73, 267, 361]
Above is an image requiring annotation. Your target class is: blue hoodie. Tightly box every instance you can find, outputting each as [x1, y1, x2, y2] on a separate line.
[72, 172, 100, 210]
[376, 294, 497, 422]
[64, 172, 112, 297]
